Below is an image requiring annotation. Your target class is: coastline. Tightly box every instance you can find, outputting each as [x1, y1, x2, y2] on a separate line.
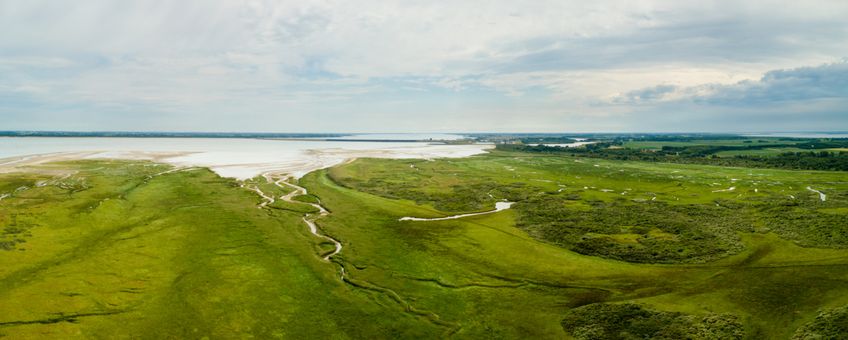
[0, 138, 492, 179]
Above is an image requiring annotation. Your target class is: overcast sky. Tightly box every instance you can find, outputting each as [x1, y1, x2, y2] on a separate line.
[1, 1, 847, 133]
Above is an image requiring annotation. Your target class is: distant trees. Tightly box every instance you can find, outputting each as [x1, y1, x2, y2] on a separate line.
[561, 303, 745, 339]
[496, 144, 848, 171]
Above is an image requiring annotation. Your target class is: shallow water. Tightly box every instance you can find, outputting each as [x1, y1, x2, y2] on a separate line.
[327, 133, 467, 140]
[528, 141, 597, 148]
[0, 137, 489, 179]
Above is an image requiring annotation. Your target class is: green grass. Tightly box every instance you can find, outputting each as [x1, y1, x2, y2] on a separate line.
[269, 199, 320, 214]
[321, 151, 848, 338]
[330, 152, 848, 259]
[292, 194, 321, 205]
[1, 153, 847, 339]
[0, 161, 444, 338]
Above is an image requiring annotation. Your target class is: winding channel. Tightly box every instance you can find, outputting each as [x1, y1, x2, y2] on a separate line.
[274, 177, 343, 261]
[242, 173, 492, 334]
[247, 174, 343, 268]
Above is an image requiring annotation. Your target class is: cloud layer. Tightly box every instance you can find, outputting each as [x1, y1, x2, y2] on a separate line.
[1, 1, 847, 132]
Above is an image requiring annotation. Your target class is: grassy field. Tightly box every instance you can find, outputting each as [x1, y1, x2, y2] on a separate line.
[322, 151, 848, 338]
[1, 152, 847, 338]
[0, 160, 444, 338]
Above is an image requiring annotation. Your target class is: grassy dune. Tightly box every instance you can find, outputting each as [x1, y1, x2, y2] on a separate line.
[1, 153, 847, 338]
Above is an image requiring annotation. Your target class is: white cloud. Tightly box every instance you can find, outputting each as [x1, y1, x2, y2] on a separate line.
[1, 1, 846, 131]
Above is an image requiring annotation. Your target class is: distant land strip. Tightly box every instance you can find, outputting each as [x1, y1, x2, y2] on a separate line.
[0, 131, 471, 143]
[0, 131, 346, 139]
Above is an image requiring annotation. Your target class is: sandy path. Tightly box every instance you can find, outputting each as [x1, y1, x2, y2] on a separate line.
[399, 202, 514, 222]
[806, 186, 827, 201]
[712, 186, 736, 193]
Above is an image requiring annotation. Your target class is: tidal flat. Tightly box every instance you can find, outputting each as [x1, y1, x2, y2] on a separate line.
[0, 137, 489, 179]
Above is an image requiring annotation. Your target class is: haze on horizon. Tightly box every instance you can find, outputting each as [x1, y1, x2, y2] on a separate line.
[1, 1, 847, 133]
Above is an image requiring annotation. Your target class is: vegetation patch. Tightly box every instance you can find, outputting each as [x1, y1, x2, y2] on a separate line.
[331, 152, 848, 263]
[292, 194, 320, 204]
[498, 137, 848, 171]
[561, 303, 745, 339]
[269, 199, 320, 214]
[516, 195, 749, 263]
[793, 305, 848, 339]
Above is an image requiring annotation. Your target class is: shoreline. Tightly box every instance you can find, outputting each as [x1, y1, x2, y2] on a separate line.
[0, 142, 493, 179]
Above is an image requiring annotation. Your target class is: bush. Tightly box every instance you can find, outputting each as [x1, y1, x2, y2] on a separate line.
[793, 305, 848, 339]
[515, 195, 749, 263]
[561, 303, 745, 340]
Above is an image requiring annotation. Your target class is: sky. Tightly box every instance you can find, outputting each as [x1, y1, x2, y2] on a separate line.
[1, 0, 847, 133]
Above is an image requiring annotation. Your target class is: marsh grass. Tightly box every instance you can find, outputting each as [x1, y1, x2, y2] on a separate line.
[1, 153, 846, 338]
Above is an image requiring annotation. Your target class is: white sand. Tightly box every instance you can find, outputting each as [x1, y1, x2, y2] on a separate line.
[0, 138, 492, 179]
[806, 186, 827, 201]
[712, 187, 736, 193]
[399, 202, 514, 221]
[528, 141, 596, 148]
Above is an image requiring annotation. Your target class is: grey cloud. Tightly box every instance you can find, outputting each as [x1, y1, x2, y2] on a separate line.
[493, 16, 848, 73]
[615, 60, 848, 106]
[699, 61, 848, 105]
[614, 85, 678, 103]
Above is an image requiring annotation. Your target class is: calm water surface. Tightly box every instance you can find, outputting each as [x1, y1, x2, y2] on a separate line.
[0, 137, 487, 178]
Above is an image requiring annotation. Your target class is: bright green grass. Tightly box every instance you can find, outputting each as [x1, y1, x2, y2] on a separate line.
[0, 160, 444, 338]
[2, 154, 847, 339]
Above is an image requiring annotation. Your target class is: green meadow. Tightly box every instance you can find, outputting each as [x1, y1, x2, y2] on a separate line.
[1, 151, 847, 339]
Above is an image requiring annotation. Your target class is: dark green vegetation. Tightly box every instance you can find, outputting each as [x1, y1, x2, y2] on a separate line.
[2, 149, 847, 339]
[561, 303, 744, 339]
[497, 135, 848, 171]
[517, 198, 748, 263]
[792, 304, 848, 339]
